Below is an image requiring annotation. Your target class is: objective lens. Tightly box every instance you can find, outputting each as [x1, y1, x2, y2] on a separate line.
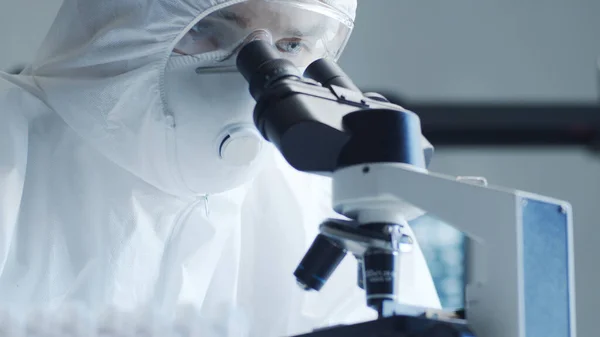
[363, 249, 399, 313]
[294, 234, 347, 291]
[357, 258, 365, 289]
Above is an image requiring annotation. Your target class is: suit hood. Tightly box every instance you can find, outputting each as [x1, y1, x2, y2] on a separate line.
[29, 0, 357, 197]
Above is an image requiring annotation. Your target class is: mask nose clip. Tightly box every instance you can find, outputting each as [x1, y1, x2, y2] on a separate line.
[218, 125, 263, 167]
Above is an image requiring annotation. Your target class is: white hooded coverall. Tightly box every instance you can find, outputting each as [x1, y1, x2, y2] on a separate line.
[0, 0, 441, 335]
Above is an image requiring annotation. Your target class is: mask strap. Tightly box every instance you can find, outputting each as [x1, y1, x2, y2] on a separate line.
[166, 51, 231, 71]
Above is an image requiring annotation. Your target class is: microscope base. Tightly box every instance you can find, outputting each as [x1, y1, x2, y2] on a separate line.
[294, 315, 475, 337]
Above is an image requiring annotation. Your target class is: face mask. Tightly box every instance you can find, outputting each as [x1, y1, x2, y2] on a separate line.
[164, 54, 268, 195]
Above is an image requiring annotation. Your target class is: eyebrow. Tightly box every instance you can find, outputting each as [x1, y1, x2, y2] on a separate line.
[216, 10, 251, 28]
[285, 24, 328, 38]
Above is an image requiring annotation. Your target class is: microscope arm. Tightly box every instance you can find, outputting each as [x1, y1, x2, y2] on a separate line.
[332, 162, 576, 337]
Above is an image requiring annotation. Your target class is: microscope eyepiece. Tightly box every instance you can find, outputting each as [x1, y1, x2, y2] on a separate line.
[304, 58, 362, 93]
[363, 249, 400, 313]
[236, 40, 302, 100]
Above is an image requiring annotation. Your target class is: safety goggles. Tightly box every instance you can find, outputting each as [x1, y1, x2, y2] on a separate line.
[173, 0, 355, 70]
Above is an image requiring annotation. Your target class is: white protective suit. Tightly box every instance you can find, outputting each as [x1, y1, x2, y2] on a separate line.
[0, 0, 441, 335]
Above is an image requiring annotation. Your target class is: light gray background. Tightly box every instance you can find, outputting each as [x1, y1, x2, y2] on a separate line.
[341, 0, 600, 103]
[1, 0, 599, 335]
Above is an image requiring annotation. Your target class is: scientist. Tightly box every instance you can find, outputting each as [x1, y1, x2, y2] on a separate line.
[0, 0, 440, 335]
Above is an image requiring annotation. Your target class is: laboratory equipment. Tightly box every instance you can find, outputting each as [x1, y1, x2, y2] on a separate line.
[236, 40, 577, 337]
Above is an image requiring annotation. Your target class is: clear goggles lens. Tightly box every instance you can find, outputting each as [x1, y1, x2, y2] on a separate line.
[173, 0, 354, 68]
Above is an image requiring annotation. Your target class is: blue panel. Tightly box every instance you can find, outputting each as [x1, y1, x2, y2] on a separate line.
[521, 198, 571, 337]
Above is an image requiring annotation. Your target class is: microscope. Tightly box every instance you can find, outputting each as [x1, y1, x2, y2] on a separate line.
[236, 41, 577, 337]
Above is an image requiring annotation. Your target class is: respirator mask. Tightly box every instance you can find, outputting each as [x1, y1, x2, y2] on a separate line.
[164, 0, 354, 194]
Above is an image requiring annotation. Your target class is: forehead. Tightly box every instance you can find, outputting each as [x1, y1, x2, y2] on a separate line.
[217, 0, 326, 30]
[229, 0, 330, 12]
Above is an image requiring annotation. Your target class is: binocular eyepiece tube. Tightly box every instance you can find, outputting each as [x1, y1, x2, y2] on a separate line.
[236, 39, 362, 97]
[303, 59, 362, 93]
[236, 40, 302, 100]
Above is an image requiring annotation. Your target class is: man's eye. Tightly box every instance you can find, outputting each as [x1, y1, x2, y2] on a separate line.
[190, 23, 209, 35]
[276, 39, 306, 55]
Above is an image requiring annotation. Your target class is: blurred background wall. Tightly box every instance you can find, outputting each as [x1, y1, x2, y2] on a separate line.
[1, 0, 599, 335]
[342, 0, 600, 103]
